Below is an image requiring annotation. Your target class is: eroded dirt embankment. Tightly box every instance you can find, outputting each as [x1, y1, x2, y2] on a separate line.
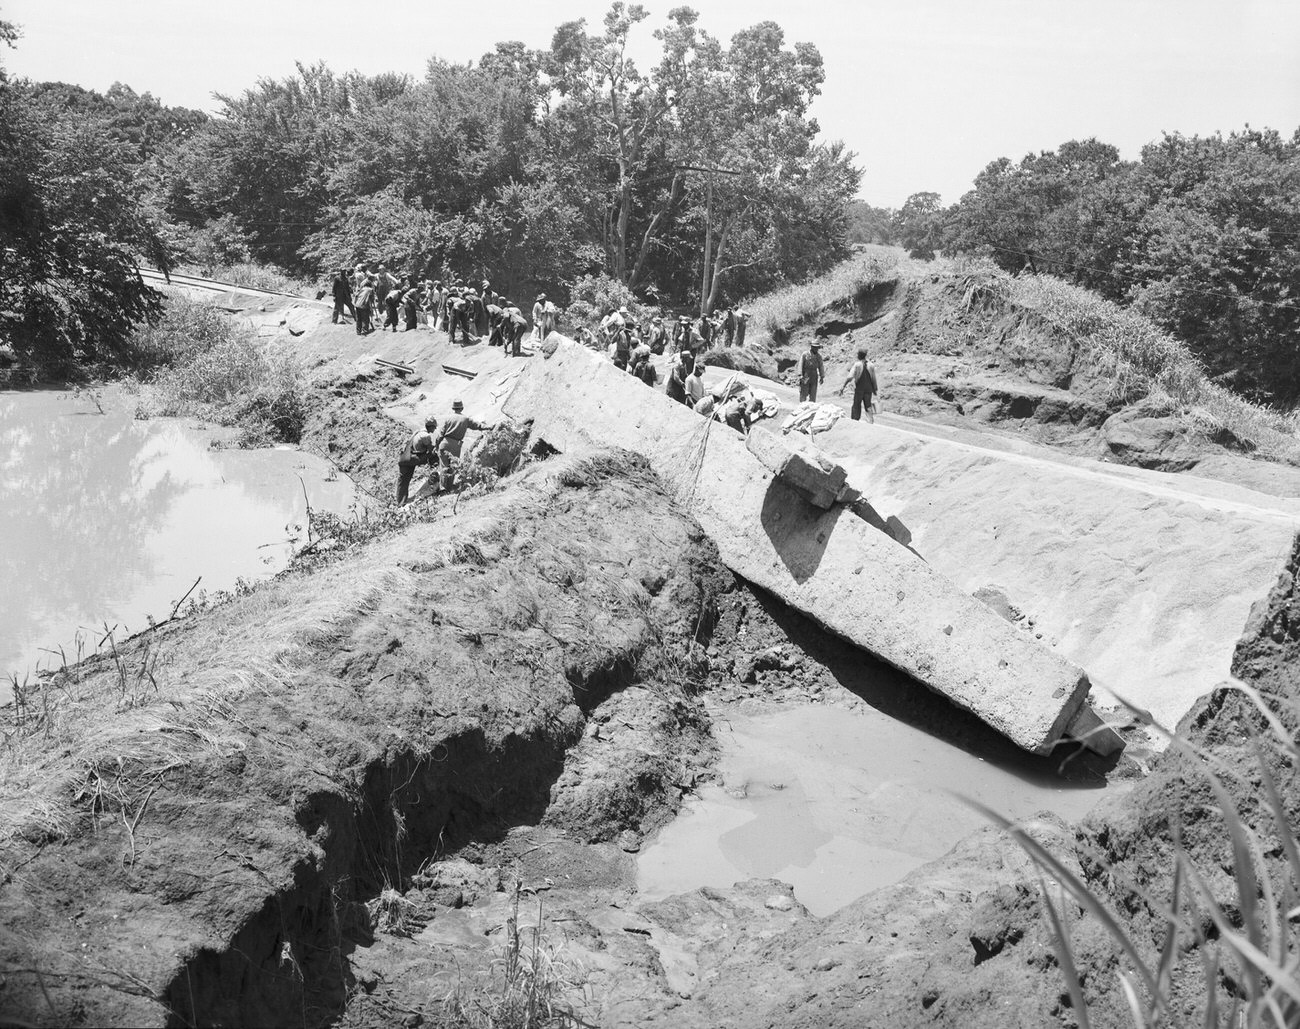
[0, 450, 726, 1027]
[760, 265, 1297, 486]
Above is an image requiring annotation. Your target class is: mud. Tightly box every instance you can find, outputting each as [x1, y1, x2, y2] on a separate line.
[4, 290, 1297, 1028]
[636, 702, 1119, 917]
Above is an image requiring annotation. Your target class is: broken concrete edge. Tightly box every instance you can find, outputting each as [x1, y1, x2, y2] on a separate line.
[1062, 703, 1126, 756]
[504, 339, 1112, 758]
[745, 427, 848, 510]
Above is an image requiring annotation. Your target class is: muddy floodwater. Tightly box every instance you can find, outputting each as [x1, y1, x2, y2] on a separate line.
[1, 390, 357, 689]
[638, 702, 1124, 917]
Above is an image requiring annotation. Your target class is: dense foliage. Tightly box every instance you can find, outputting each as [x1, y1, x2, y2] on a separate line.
[0, 23, 184, 369]
[158, 4, 859, 314]
[895, 131, 1300, 402]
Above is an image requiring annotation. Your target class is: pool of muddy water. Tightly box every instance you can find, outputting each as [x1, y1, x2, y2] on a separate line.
[637, 701, 1125, 917]
[1, 390, 357, 690]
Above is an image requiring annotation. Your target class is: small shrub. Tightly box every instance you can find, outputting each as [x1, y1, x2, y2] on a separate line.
[130, 295, 310, 444]
[565, 273, 660, 331]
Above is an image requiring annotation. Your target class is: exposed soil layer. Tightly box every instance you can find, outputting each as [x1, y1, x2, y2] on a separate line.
[0, 449, 728, 1028]
[5, 285, 1298, 1028]
[761, 268, 1283, 483]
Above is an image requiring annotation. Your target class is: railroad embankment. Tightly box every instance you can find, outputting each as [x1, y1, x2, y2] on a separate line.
[3, 272, 1298, 1027]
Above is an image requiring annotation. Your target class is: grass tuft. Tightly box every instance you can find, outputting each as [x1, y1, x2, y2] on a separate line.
[977, 685, 1300, 1026]
[438, 879, 588, 1028]
[744, 248, 902, 347]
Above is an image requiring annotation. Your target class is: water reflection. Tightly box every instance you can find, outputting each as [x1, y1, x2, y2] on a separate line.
[0, 391, 356, 684]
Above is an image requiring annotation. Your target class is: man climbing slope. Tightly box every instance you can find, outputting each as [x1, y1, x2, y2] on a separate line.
[396, 417, 438, 505]
[434, 400, 493, 492]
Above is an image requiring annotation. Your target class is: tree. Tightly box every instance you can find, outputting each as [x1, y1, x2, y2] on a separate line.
[894, 192, 945, 260]
[845, 200, 894, 245]
[1120, 129, 1300, 399]
[0, 25, 172, 369]
[943, 139, 1124, 274]
[545, 4, 706, 286]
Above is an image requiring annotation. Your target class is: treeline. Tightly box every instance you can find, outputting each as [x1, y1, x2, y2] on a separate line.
[1, 6, 859, 369]
[892, 132, 1300, 403]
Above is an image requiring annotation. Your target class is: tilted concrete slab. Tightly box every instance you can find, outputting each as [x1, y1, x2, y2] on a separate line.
[746, 428, 848, 509]
[504, 341, 1095, 755]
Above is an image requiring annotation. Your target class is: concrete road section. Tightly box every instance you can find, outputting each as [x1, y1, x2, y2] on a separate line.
[504, 341, 1096, 755]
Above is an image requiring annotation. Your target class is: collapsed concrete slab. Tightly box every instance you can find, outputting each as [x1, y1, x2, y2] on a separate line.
[746, 428, 849, 509]
[504, 341, 1111, 756]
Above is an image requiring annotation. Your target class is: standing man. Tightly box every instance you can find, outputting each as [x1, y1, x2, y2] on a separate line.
[666, 357, 688, 404]
[531, 294, 548, 342]
[723, 307, 736, 347]
[647, 316, 668, 354]
[839, 344, 880, 422]
[687, 362, 708, 408]
[734, 307, 749, 348]
[798, 340, 825, 402]
[353, 276, 376, 335]
[434, 400, 492, 492]
[331, 270, 354, 324]
[671, 314, 689, 353]
[540, 298, 558, 340]
[375, 264, 398, 308]
[396, 417, 438, 505]
[697, 312, 714, 349]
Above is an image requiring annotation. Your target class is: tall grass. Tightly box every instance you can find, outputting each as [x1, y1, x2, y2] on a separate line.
[976, 683, 1300, 1027]
[975, 273, 1300, 460]
[745, 248, 902, 347]
[175, 261, 315, 296]
[130, 295, 310, 444]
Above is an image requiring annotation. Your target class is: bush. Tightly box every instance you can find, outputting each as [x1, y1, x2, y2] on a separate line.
[130, 295, 310, 443]
[565, 273, 660, 332]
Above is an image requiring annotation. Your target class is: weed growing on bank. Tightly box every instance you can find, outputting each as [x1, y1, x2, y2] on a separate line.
[129, 295, 310, 443]
[746, 247, 902, 346]
[984, 272, 1300, 460]
[978, 684, 1300, 1027]
[438, 880, 588, 1029]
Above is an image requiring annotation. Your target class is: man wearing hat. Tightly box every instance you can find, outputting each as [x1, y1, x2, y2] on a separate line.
[434, 400, 493, 492]
[396, 416, 438, 505]
[672, 313, 692, 353]
[647, 315, 668, 355]
[531, 294, 547, 342]
[798, 340, 826, 402]
[503, 302, 529, 356]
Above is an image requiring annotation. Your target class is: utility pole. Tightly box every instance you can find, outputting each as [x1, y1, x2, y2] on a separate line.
[676, 164, 740, 317]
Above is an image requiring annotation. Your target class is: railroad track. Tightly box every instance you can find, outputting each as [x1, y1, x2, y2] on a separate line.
[138, 267, 326, 304]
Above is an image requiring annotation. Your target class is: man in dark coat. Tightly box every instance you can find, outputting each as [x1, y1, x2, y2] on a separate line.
[331, 270, 354, 324]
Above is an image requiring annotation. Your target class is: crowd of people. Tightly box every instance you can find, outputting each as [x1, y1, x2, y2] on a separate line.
[361, 263, 878, 504]
[330, 264, 554, 356]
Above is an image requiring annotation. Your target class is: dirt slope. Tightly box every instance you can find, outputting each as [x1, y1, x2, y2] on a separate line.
[755, 263, 1292, 481]
[0, 450, 727, 1027]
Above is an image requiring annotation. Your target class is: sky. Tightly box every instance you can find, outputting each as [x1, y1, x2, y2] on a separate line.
[3, 0, 1299, 207]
